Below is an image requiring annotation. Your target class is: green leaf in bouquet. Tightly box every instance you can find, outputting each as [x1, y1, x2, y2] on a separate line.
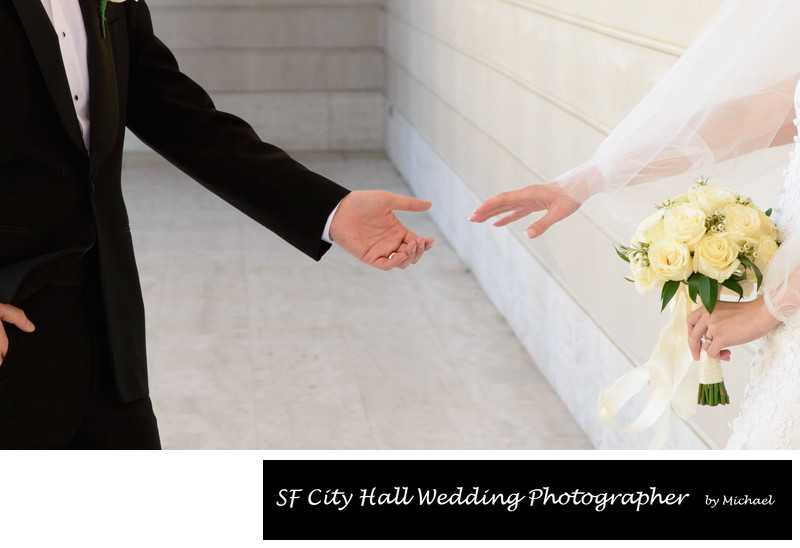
[739, 256, 764, 290]
[698, 276, 719, 314]
[739, 254, 753, 270]
[687, 272, 703, 304]
[765, 208, 773, 217]
[721, 278, 744, 301]
[729, 270, 746, 283]
[660, 280, 680, 312]
[752, 262, 764, 290]
[615, 245, 631, 263]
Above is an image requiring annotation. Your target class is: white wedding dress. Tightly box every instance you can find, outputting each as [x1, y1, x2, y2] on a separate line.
[725, 83, 800, 450]
[550, 1, 800, 449]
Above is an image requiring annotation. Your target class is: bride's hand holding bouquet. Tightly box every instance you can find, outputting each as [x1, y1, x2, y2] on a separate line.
[686, 297, 780, 365]
[616, 177, 780, 406]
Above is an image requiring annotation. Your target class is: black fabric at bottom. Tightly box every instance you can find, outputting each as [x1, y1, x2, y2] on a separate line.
[0, 281, 160, 450]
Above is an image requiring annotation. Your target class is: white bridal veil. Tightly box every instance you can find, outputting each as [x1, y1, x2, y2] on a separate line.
[556, 0, 800, 325]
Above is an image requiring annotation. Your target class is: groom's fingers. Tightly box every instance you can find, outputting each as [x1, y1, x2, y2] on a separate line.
[372, 251, 409, 271]
[366, 233, 434, 271]
[385, 192, 432, 213]
[0, 303, 35, 366]
[0, 324, 7, 365]
[396, 241, 418, 269]
[0, 304, 35, 333]
[409, 236, 434, 262]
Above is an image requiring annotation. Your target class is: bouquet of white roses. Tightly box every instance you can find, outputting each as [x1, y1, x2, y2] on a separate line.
[616, 177, 780, 406]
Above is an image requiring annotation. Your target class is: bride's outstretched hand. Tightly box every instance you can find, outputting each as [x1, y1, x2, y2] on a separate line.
[686, 296, 781, 362]
[469, 182, 580, 238]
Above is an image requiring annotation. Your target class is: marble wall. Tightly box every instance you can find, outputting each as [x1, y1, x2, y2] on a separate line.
[125, 0, 385, 151]
[382, 0, 761, 450]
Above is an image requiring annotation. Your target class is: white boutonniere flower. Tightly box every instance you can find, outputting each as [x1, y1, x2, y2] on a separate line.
[98, 0, 138, 38]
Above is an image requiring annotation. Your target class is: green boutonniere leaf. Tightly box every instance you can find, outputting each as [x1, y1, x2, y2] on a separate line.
[98, 0, 109, 38]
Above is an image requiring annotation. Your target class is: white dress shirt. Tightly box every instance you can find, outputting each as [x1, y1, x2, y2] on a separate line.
[39, 0, 337, 242]
[40, 0, 90, 150]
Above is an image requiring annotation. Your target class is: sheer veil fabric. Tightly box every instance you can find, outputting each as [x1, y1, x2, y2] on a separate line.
[557, 0, 800, 325]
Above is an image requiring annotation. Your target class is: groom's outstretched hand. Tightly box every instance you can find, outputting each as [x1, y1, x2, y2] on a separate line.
[469, 182, 580, 238]
[329, 190, 435, 271]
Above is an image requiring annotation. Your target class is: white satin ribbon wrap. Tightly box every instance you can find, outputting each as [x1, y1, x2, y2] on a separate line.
[597, 286, 700, 449]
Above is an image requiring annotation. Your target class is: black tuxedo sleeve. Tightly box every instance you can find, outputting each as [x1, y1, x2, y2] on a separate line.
[122, 1, 350, 260]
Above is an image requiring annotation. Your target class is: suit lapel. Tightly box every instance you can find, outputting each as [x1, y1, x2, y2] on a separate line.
[79, 0, 120, 171]
[11, 0, 86, 153]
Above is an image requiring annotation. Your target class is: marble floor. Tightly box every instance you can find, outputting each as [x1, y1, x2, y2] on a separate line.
[121, 151, 593, 450]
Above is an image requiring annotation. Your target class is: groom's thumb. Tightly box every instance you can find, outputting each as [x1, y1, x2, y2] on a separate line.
[387, 193, 432, 213]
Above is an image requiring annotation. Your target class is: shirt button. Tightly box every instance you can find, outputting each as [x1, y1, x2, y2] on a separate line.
[61, 31, 67, 38]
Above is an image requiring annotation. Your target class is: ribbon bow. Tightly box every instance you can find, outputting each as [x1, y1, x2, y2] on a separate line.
[597, 285, 700, 449]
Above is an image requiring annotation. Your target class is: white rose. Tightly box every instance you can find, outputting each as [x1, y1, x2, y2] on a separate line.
[755, 235, 779, 271]
[687, 184, 735, 214]
[629, 256, 660, 296]
[693, 234, 740, 282]
[663, 204, 706, 248]
[648, 238, 693, 282]
[723, 203, 761, 238]
[631, 209, 665, 244]
[757, 209, 780, 239]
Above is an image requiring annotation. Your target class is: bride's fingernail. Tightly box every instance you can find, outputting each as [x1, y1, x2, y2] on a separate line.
[526, 228, 538, 238]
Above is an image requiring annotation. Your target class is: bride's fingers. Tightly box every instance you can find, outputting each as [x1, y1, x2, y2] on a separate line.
[685, 307, 703, 328]
[493, 208, 533, 227]
[525, 207, 568, 239]
[686, 307, 713, 361]
[703, 333, 716, 357]
[471, 201, 530, 222]
[470, 189, 543, 222]
[688, 319, 709, 361]
[469, 198, 509, 222]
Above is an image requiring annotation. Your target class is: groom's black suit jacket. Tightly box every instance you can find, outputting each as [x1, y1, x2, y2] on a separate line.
[0, 0, 350, 402]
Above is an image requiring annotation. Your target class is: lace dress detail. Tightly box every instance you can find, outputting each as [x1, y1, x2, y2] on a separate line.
[725, 85, 800, 450]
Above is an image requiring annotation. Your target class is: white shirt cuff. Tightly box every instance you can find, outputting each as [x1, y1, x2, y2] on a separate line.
[322, 201, 342, 244]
